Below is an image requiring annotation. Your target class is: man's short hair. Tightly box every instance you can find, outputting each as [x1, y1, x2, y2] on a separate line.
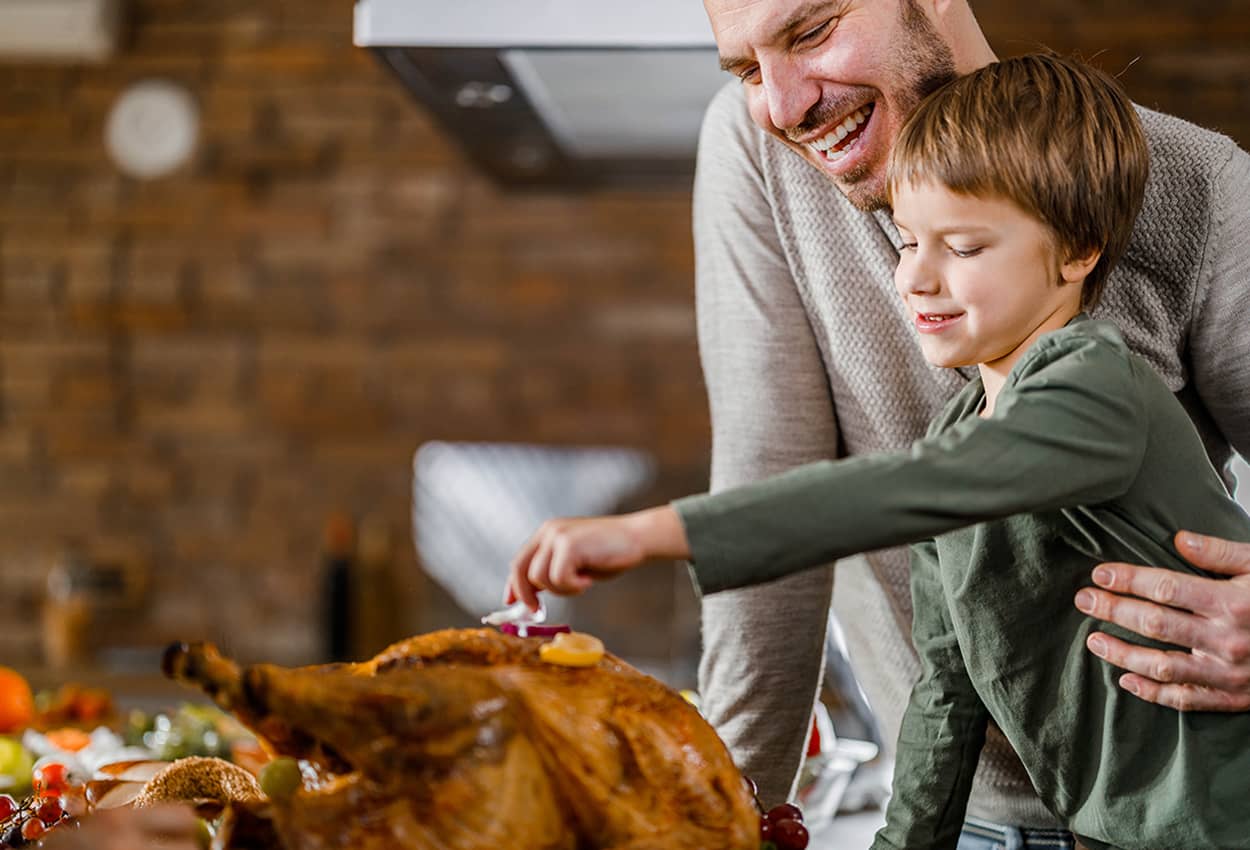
[886, 53, 1149, 308]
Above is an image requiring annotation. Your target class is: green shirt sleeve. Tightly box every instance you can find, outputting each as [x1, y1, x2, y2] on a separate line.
[675, 326, 1148, 595]
[870, 541, 988, 850]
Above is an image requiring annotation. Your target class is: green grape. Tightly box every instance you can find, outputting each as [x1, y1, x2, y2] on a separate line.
[258, 758, 302, 801]
[194, 817, 214, 850]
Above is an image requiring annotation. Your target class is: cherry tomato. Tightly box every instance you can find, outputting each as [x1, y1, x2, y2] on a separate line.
[33, 762, 69, 794]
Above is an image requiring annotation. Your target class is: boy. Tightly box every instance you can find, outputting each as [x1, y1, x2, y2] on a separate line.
[505, 54, 1250, 849]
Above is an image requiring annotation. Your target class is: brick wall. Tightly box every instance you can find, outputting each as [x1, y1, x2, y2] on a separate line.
[1, 1, 1246, 669]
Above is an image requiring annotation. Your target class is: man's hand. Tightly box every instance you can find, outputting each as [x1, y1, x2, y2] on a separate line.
[1075, 530, 1250, 711]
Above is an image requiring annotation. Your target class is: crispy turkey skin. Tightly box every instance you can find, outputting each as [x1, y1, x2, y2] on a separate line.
[164, 629, 760, 850]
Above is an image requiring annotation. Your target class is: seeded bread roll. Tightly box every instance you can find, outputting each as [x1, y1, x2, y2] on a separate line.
[132, 756, 264, 807]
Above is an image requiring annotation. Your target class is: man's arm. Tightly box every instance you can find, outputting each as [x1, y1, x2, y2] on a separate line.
[692, 82, 842, 805]
[1078, 144, 1250, 712]
[871, 542, 988, 850]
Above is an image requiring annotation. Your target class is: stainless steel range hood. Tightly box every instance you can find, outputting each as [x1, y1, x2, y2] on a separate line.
[353, 0, 724, 189]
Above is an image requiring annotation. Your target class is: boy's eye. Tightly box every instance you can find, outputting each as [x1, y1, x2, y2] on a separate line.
[899, 241, 918, 252]
[950, 246, 982, 258]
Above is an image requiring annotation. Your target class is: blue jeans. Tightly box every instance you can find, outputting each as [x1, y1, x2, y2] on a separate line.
[957, 817, 1076, 850]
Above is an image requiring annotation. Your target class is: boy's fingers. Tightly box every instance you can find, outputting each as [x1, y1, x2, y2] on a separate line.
[527, 537, 555, 600]
[516, 576, 540, 611]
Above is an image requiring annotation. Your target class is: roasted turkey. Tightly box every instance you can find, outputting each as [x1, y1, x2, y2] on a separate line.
[162, 628, 760, 849]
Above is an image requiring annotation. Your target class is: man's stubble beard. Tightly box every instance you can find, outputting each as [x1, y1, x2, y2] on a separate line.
[839, 0, 956, 211]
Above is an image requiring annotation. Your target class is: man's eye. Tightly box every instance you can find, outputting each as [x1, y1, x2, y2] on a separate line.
[797, 20, 832, 45]
[737, 65, 761, 84]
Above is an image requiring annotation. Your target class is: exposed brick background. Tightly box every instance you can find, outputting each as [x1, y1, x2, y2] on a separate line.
[0, 1, 1246, 673]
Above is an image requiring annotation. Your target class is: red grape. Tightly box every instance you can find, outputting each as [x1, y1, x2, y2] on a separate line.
[35, 797, 62, 826]
[20, 817, 45, 840]
[0, 795, 14, 821]
[759, 819, 774, 840]
[765, 803, 804, 824]
[771, 817, 809, 850]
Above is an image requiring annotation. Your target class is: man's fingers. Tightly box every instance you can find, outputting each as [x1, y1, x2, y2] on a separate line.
[1087, 562, 1219, 616]
[1175, 531, 1250, 577]
[1085, 630, 1248, 693]
[1117, 674, 1250, 712]
[1076, 586, 1212, 650]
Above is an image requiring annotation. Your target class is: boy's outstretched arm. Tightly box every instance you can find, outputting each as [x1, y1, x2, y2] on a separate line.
[1076, 531, 1250, 712]
[505, 506, 692, 611]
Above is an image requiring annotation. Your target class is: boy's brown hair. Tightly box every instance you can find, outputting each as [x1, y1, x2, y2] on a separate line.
[886, 53, 1149, 309]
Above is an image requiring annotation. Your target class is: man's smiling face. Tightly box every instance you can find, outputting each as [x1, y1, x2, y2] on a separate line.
[707, 0, 956, 211]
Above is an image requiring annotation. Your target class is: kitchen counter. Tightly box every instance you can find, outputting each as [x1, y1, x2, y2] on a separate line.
[812, 807, 887, 849]
[23, 666, 207, 714]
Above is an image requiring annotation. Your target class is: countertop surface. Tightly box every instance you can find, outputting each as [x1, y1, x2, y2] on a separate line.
[813, 808, 886, 849]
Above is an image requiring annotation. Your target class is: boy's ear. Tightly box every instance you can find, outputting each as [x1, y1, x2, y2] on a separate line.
[1060, 247, 1101, 285]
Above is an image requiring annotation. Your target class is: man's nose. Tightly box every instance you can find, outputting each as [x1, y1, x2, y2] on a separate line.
[759, 56, 821, 135]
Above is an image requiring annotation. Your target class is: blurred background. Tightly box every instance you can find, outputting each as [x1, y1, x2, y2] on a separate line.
[0, 0, 1247, 693]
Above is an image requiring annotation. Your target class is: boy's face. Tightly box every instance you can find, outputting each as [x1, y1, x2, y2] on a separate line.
[705, 0, 956, 211]
[891, 181, 1084, 377]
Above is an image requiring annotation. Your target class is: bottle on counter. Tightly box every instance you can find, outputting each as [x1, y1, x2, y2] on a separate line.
[41, 548, 93, 670]
[321, 512, 356, 663]
[352, 513, 397, 659]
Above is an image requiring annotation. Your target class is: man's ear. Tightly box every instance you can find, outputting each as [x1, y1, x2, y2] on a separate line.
[1060, 248, 1101, 285]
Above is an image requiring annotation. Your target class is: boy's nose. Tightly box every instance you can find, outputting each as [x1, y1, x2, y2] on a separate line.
[896, 258, 942, 297]
[760, 57, 822, 135]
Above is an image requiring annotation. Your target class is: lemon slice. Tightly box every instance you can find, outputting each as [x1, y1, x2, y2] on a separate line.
[539, 632, 605, 668]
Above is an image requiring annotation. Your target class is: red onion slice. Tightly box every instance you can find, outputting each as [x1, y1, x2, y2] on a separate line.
[499, 623, 571, 638]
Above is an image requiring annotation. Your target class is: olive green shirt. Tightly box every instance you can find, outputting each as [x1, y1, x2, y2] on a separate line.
[675, 317, 1250, 850]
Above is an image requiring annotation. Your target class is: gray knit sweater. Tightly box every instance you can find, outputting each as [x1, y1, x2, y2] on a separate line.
[692, 80, 1250, 828]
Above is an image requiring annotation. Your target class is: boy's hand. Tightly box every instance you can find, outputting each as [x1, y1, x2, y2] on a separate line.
[505, 507, 691, 611]
[1075, 530, 1250, 712]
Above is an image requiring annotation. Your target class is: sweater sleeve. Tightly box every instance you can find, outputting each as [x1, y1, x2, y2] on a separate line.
[871, 541, 988, 850]
[690, 81, 843, 804]
[1187, 143, 1250, 461]
[676, 330, 1149, 595]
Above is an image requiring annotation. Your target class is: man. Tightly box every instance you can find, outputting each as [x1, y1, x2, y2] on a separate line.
[692, 0, 1250, 844]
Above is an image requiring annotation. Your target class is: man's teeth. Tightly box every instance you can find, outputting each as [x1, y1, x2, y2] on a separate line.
[809, 105, 873, 161]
